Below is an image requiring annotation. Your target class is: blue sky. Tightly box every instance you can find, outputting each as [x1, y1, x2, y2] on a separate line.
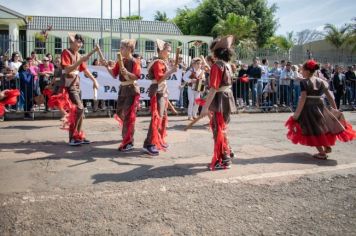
[1, 0, 355, 35]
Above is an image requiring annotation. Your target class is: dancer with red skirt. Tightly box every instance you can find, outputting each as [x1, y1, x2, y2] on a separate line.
[143, 39, 178, 156]
[285, 60, 356, 159]
[105, 39, 141, 152]
[200, 35, 237, 170]
[49, 33, 99, 146]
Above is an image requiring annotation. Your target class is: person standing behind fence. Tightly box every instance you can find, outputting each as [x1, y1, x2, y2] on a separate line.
[9, 52, 22, 71]
[18, 61, 34, 119]
[38, 57, 54, 111]
[280, 61, 293, 107]
[28, 57, 41, 110]
[260, 59, 270, 106]
[247, 57, 262, 107]
[291, 65, 302, 109]
[183, 57, 204, 120]
[268, 61, 281, 106]
[30, 51, 41, 66]
[332, 65, 346, 110]
[105, 39, 141, 152]
[345, 66, 356, 108]
[238, 64, 249, 107]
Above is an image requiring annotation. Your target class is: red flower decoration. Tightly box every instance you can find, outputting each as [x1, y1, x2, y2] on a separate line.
[306, 60, 317, 70]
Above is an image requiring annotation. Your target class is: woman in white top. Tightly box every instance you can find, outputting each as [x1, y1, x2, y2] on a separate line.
[9, 52, 22, 71]
[183, 57, 204, 120]
[291, 65, 303, 108]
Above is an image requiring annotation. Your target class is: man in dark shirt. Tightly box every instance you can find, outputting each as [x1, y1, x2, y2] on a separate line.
[345, 65, 356, 107]
[247, 57, 262, 106]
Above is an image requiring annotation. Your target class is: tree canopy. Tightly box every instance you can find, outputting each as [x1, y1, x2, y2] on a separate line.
[173, 0, 277, 47]
[154, 11, 169, 22]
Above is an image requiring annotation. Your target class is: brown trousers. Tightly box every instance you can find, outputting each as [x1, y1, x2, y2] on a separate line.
[68, 87, 84, 140]
[116, 94, 137, 144]
[143, 93, 167, 147]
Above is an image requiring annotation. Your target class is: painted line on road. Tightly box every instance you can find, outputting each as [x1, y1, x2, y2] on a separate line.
[215, 163, 356, 183]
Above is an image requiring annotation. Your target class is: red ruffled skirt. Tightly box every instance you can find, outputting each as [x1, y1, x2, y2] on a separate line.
[285, 116, 356, 147]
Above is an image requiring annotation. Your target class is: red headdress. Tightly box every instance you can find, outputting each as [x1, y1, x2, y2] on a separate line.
[305, 60, 317, 71]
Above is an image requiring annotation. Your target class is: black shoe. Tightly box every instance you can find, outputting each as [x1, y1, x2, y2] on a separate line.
[229, 150, 236, 159]
[69, 139, 82, 146]
[142, 145, 159, 156]
[118, 143, 134, 152]
[222, 157, 232, 168]
[81, 139, 91, 144]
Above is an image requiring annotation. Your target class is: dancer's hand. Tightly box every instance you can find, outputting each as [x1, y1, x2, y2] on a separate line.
[94, 44, 100, 52]
[120, 68, 128, 76]
[170, 65, 178, 74]
[101, 59, 108, 67]
[200, 106, 209, 118]
[93, 80, 99, 90]
[292, 113, 299, 120]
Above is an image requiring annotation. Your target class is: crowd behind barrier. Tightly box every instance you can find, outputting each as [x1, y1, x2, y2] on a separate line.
[1, 50, 356, 121]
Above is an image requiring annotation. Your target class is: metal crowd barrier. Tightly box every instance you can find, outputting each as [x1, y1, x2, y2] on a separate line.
[1, 76, 356, 120]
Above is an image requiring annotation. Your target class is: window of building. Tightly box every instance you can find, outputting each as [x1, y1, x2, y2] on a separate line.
[34, 38, 46, 54]
[145, 40, 155, 51]
[111, 38, 120, 51]
[54, 37, 62, 55]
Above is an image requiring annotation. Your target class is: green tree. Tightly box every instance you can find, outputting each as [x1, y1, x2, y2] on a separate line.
[324, 23, 351, 52]
[345, 18, 356, 52]
[119, 15, 143, 20]
[154, 11, 169, 22]
[212, 13, 256, 41]
[173, 7, 195, 35]
[173, 0, 277, 47]
[272, 32, 295, 60]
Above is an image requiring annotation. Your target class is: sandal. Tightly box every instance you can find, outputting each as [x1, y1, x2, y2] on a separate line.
[313, 153, 328, 160]
[325, 146, 332, 153]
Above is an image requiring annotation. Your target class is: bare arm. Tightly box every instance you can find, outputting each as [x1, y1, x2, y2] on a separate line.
[83, 68, 99, 89]
[105, 64, 117, 79]
[159, 66, 178, 82]
[200, 88, 217, 117]
[120, 68, 140, 81]
[64, 46, 98, 74]
[293, 91, 306, 119]
[64, 55, 89, 74]
[325, 89, 337, 109]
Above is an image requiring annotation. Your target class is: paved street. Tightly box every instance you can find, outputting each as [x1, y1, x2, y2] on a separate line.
[1, 112, 356, 235]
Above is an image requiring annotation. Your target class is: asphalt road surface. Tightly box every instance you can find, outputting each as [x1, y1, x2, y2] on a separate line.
[1, 112, 355, 235]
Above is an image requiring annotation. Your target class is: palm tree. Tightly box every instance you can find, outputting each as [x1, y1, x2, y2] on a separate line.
[154, 11, 169, 22]
[345, 18, 356, 52]
[212, 13, 256, 41]
[212, 13, 257, 57]
[272, 32, 295, 60]
[324, 23, 351, 54]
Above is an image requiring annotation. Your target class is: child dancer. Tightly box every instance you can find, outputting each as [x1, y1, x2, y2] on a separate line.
[285, 60, 356, 159]
[200, 35, 237, 170]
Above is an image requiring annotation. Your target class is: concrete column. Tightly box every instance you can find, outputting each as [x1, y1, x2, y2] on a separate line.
[181, 42, 189, 65]
[9, 22, 19, 53]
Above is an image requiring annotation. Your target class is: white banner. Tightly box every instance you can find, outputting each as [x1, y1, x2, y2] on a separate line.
[79, 66, 182, 100]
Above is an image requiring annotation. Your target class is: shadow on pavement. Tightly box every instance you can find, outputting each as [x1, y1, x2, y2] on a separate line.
[91, 159, 208, 184]
[2, 125, 55, 130]
[0, 140, 147, 165]
[233, 152, 338, 166]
